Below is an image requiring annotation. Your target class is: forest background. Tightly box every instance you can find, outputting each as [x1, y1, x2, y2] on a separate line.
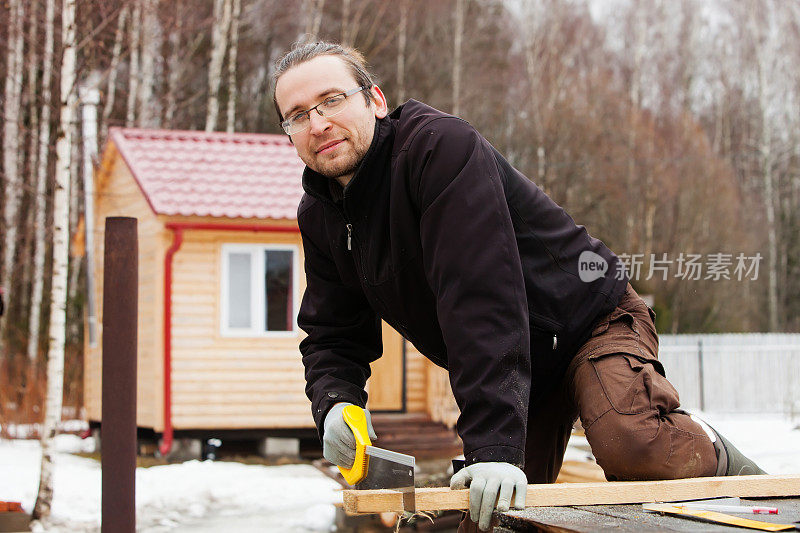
[1, 0, 799, 430]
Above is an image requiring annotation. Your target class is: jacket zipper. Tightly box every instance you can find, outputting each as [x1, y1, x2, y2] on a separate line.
[309, 190, 405, 330]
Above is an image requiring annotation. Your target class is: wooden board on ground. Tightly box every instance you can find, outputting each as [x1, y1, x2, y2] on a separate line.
[556, 461, 606, 483]
[497, 497, 800, 532]
[342, 474, 800, 515]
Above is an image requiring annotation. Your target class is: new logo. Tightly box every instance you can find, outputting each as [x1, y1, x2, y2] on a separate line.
[578, 251, 608, 282]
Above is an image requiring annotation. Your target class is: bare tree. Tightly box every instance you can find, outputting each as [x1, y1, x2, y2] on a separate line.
[32, 0, 77, 520]
[743, 0, 783, 330]
[397, 0, 408, 104]
[102, 4, 129, 138]
[452, 0, 465, 116]
[226, 0, 242, 133]
[1, 0, 26, 348]
[206, 0, 232, 131]
[164, 2, 182, 126]
[139, 0, 160, 127]
[305, 0, 326, 40]
[341, 0, 351, 45]
[67, 117, 81, 307]
[126, 0, 142, 126]
[21, 0, 41, 317]
[28, 0, 57, 363]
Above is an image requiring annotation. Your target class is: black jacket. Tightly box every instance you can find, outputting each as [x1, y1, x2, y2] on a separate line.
[297, 100, 628, 467]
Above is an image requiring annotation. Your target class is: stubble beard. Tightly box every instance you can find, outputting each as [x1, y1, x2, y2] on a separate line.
[308, 140, 368, 181]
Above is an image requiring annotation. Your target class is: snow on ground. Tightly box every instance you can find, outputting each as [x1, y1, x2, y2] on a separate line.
[688, 412, 800, 475]
[1, 413, 798, 532]
[1, 435, 340, 532]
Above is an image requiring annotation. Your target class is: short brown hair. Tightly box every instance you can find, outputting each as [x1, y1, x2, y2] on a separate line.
[272, 41, 378, 122]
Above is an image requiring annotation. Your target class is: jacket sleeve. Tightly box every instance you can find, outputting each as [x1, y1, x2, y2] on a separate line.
[408, 118, 531, 468]
[297, 220, 383, 443]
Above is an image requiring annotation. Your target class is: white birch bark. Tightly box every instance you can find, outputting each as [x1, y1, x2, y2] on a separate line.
[126, 0, 142, 126]
[32, 0, 77, 519]
[29, 0, 57, 363]
[138, 0, 159, 127]
[206, 0, 232, 131]
[102, 4, 129, 139]
[0, 0, 26, 346]
[749, 1, 780, 331]
[752, 14, 780, 331]
[226, 0, 241, 133]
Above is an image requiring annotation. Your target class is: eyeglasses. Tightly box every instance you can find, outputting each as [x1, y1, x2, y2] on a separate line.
[281, 86, 371, 135]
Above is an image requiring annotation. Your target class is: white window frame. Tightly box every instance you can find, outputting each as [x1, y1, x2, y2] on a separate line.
[220, 243, 300, 338]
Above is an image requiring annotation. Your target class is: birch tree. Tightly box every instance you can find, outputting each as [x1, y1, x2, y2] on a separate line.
[102, 4, 129, 139]
[32, 0, 77, 519]
[1, 0, 25, 348]
[126, 0, 142, 126]
[742, 0, 782, 330]
[28, 0, 57, 363]
[226, 0, 242, 133]
[206, 0, 232, 131]
[139, 0, 160, 127]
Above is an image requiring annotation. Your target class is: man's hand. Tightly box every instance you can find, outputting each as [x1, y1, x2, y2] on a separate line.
[322, 402, 377, 468]
[450, 462, 527, 531]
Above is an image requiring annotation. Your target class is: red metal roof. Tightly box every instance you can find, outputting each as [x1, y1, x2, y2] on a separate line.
[108, 127, 306, 220]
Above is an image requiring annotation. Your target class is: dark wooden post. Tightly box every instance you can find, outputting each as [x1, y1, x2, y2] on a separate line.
[101, 217, 137, 533]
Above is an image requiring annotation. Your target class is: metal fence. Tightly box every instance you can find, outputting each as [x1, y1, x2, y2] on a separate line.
[658, 333, 800, 415]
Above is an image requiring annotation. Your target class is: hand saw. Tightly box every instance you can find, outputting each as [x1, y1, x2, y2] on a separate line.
[338, 405, 416, 511]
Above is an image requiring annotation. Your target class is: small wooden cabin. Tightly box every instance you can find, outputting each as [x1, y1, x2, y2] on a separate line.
[85, 128, 459, 454]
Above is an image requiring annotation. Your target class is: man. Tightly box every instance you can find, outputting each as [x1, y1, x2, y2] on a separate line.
[272, 41, 764, 531]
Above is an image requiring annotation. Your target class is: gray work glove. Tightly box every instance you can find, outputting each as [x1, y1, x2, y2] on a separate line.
[322, 402, 377, 468]
[450, 462, 527, 531]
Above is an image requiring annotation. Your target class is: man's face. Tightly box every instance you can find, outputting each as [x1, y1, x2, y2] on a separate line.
[274, 55, 388, 183]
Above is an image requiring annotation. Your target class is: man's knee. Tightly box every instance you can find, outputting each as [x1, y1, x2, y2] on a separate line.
[587, 410, 672, 480]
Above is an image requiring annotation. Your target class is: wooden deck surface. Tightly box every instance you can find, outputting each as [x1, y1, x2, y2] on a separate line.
[498, 497, 800, 532]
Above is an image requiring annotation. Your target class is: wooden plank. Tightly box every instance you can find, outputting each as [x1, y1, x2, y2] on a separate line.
[342, 474, 800, 515]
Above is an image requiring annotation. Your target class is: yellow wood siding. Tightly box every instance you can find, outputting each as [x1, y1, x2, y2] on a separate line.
[84, 145, 165, 429]
[168, 229, 315, 429]
[367, 324, 404, 411]
[404, 343, 430, 413]
[427, 359, 459, 428]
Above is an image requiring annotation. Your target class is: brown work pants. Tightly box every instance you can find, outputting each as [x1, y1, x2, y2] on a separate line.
[458, 283, 717, 532]
[523, 282, 717, 483]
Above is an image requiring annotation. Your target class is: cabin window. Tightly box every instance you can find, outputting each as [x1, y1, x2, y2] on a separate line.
[221, 244, 298, 336]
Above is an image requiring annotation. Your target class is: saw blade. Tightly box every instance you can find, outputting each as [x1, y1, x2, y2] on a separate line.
[355, 446, 416, 512]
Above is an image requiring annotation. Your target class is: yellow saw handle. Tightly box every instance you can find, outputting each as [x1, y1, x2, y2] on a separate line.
[338, 404, 372, 485]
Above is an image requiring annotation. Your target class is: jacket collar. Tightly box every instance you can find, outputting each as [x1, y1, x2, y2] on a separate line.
[301, 115, 395, 211]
